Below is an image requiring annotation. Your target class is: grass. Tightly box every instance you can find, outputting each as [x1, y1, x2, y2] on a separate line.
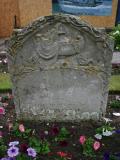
[0, 73, 12, 90]
[109, 75, 120, 91]
[0, 74, 120, 91]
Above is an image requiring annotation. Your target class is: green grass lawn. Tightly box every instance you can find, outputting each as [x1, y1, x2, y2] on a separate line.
[0, 73, 120, 91]
[0, 73, 12, 90]
[109, 75, 120, 91]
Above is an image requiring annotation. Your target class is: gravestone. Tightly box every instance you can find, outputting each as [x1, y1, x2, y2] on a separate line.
[7, 15, 113, 121]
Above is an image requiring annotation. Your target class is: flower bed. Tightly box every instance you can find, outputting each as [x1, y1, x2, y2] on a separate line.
[0, 94, 120, 160]
[109, 24, 120, 51]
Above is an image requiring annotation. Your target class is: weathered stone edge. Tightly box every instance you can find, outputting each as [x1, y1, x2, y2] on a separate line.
[7, 14, 112, 56]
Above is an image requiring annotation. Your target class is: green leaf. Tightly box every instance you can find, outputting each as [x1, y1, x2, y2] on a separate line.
[56, 127, 70, 141]
[16, 154, 31, 160]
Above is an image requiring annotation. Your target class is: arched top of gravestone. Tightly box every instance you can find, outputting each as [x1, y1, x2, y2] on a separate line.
[8, 14, 111, 56]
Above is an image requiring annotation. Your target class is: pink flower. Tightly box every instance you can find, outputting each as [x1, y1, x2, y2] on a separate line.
[93, 141, 100, 151]
[57, 151, 68, 157]
[79, 135, 86, 145]
[19, 124, 25, 132]
[0, 107, 5, 115]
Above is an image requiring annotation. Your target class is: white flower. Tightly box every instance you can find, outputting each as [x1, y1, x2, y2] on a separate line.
[116, 95, 120, 101]
[94, 134, 102, 140]
[9, 141, 19, 146]
[113, 30, 120, 35]
[102, 129, 113, 136]
[3, 58, 8, 64]
[116, 46, 119, 50]
[113, 112, 120, 116]
[103, 117, 112, 123]
[44, 130, 49, 135]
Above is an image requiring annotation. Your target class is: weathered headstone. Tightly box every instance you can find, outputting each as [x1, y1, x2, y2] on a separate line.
[7, 15, 113, 121]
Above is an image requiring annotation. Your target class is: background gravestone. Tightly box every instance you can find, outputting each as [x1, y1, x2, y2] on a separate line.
[7, 15, 113, 121]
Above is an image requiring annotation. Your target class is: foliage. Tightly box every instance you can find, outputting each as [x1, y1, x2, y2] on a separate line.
[110, 155, 119, 160]
[0, 138, 7, 157]
[29, 137, 50, 154]
[109, 24, 120, 51]
[16, 154, 31, 160]
[82, 137, 95, 157]
[0, 120, 119, 160]
[110, 100, 120, 109]
[55, 127, 70, 141]
[96, 123, 115, 135]
[11, 123, 31, 139]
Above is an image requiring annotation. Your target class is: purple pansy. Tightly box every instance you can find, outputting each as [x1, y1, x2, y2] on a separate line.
[1, 158, 16, 160]
[115, 130, 120, 134]
[9, 141, 19, 147]
[103, 152, 110, 160]
[27, 147, 37, 158]
[7, 146, 19, 157]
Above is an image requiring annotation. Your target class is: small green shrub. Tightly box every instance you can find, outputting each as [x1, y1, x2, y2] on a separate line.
[29, 137, 50, 154]
[110, 24, 120, 51]
[0, 139, 7, 157]
[55, 127, 70, 141]
[110, 100, 120, 108]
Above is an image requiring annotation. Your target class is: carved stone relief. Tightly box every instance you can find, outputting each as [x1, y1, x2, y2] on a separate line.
[7, 15, 113, 121]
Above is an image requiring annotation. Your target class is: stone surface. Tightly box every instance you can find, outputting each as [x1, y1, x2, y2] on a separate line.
[112, 52, 120, 64]
[7, 14, 113, 121]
